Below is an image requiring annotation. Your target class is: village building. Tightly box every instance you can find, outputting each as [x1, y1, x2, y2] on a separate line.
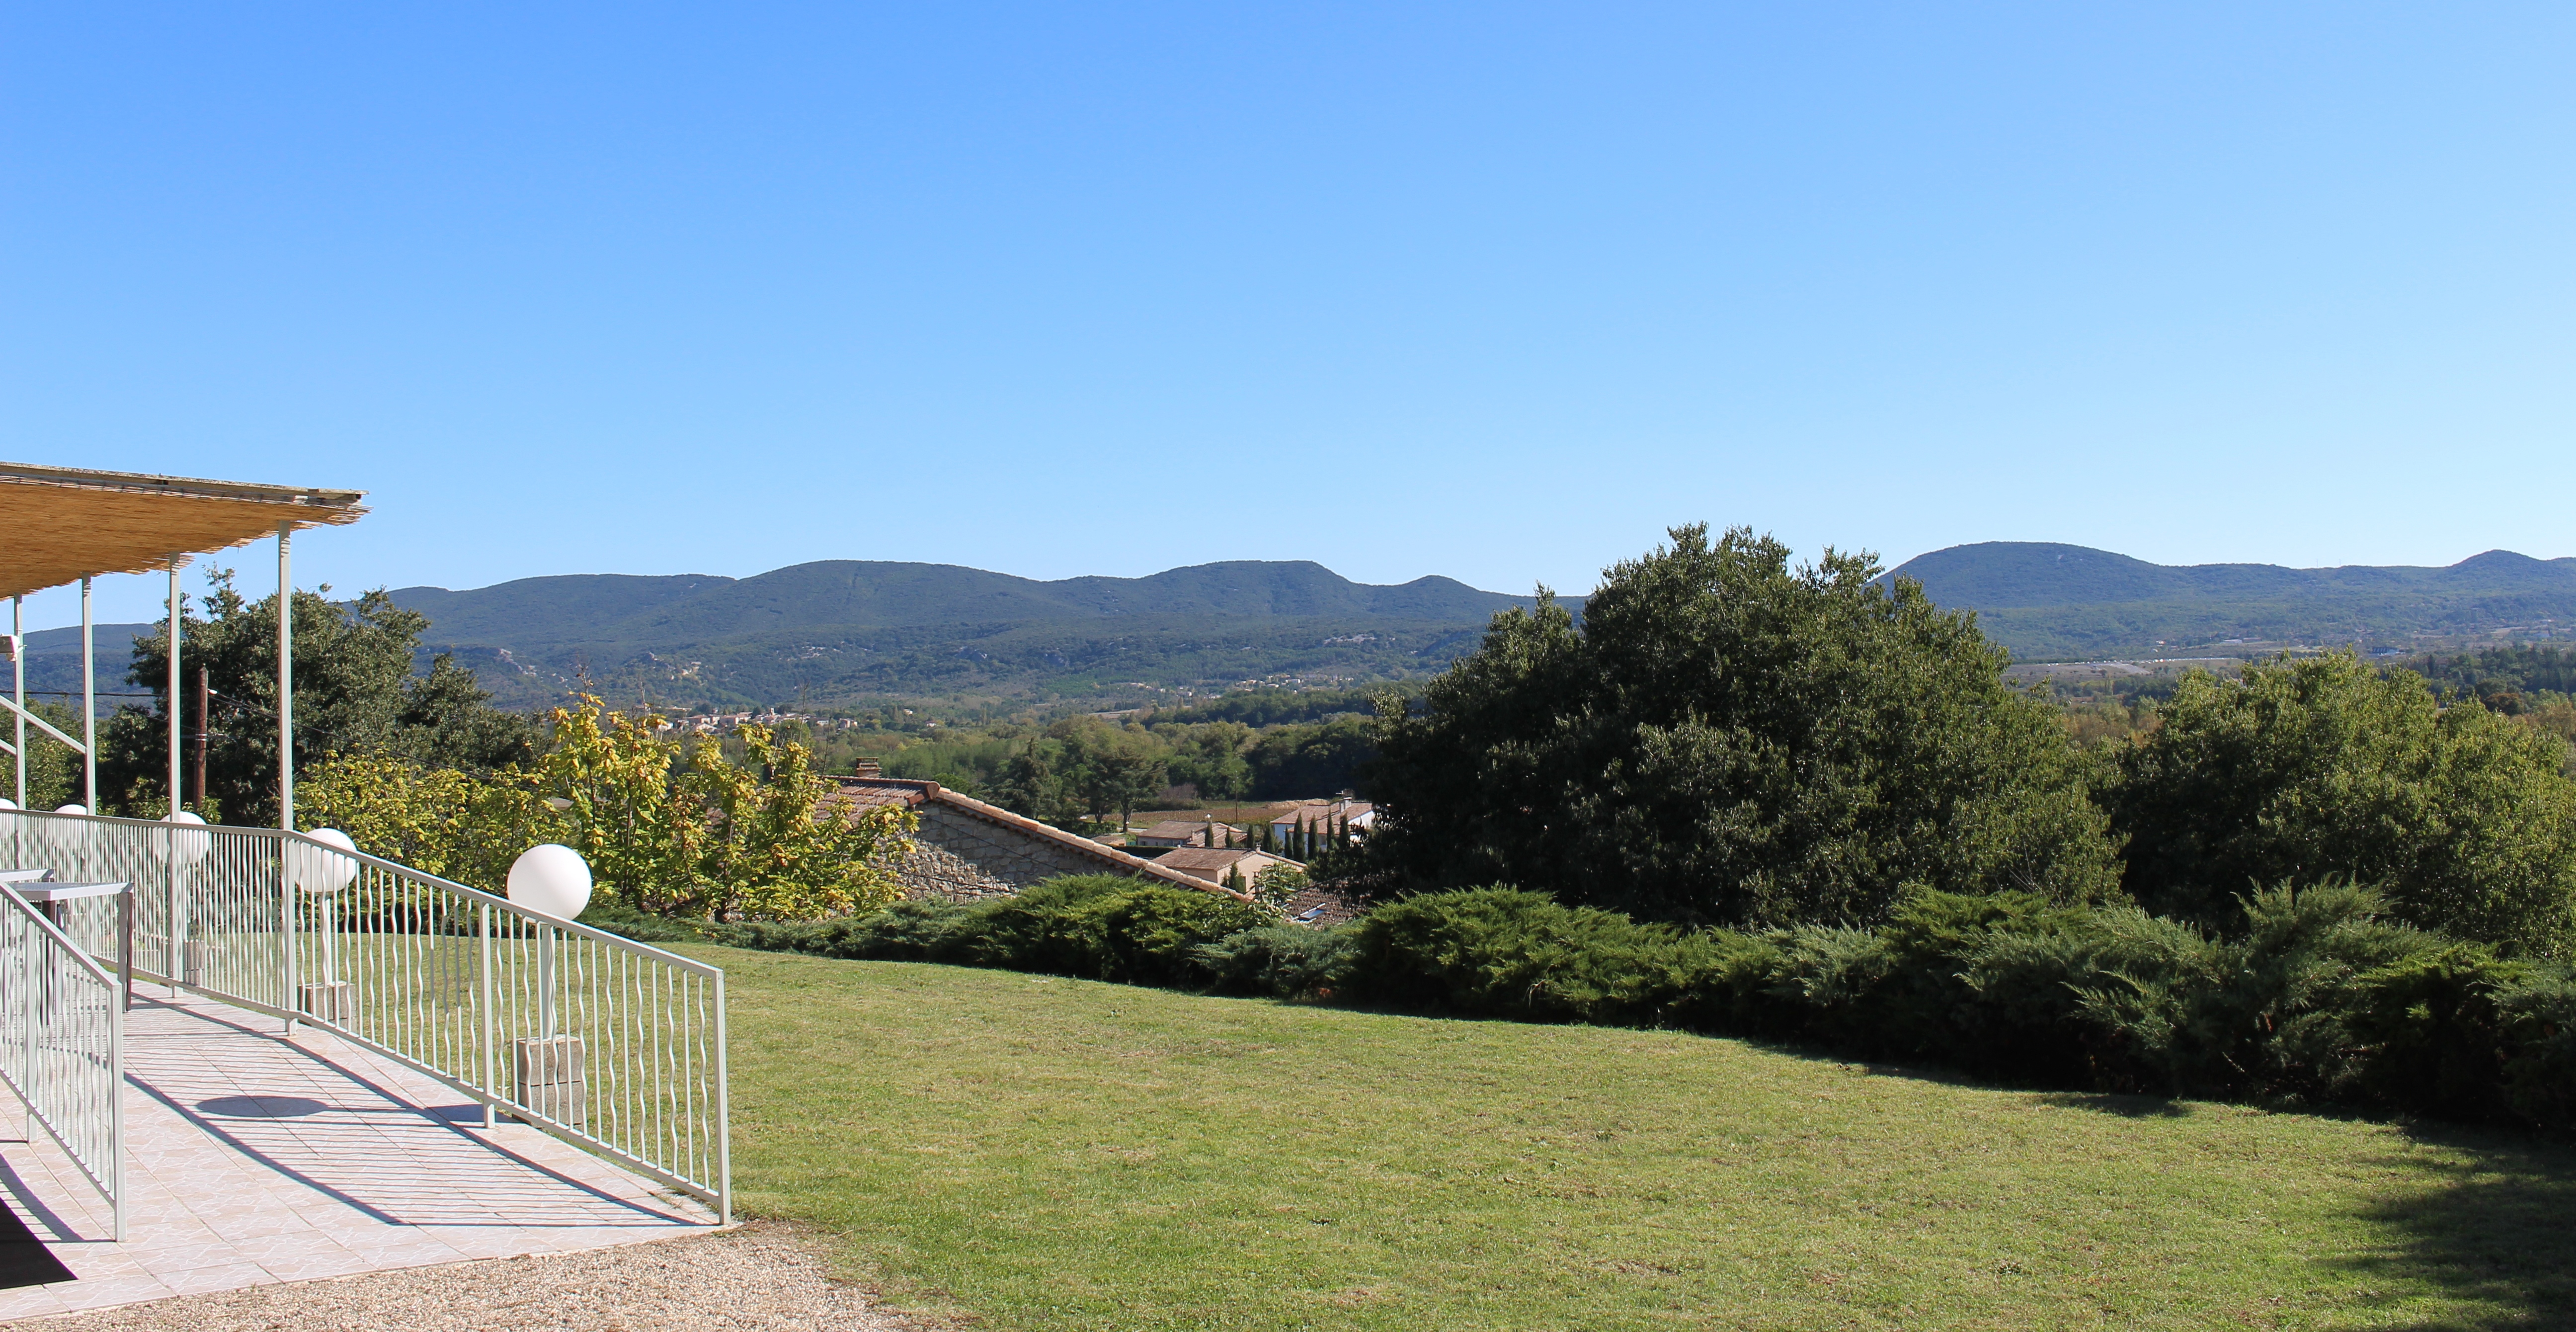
[1269, 798, 1375, 858]
[1129, 818, 1221, 849]
[1148, 846, 1298, 892]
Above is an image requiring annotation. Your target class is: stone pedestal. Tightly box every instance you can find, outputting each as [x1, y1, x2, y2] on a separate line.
[297, 980, 352, 1025]
[514, 1035, 586, 1128]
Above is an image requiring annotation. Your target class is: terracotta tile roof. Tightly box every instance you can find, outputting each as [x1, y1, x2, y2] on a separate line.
[824, 778, 933, 812]
[1152, 847, 1296, 878]
[826, 777, 1250, 902]
[1133, 819, 1219, 846]
[1270, 800, 1374, 828]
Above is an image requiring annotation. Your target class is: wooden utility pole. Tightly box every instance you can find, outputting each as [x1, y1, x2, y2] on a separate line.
[193, 665, 210, 810]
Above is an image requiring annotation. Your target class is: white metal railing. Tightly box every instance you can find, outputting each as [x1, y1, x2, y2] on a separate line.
[0, 809, 728, 1219]
[0, 880, 125, 1241]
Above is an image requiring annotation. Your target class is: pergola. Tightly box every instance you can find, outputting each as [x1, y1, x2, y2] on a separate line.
[0, 463, 366, 829]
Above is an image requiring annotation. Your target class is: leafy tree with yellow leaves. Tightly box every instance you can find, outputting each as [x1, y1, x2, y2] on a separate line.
[304, 696, 913, 920]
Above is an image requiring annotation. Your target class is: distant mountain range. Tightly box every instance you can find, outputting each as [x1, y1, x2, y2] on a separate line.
[1887, 543, 2576, 660]
[25, 544, 2573, 716]
[384, 560, 1539, 711]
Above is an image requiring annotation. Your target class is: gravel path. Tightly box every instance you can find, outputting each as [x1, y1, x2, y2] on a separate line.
[11, 1224, 923, 1331]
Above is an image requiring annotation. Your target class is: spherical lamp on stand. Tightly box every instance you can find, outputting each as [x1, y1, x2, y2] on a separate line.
[506, 844, 593, 1128]
[506, 844, 592, 921]
[159, 809, 218, 988]
[291, 827, 361, 1025]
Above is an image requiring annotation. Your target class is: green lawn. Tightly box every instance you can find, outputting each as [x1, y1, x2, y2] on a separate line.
[702, 945, 2576, 1331]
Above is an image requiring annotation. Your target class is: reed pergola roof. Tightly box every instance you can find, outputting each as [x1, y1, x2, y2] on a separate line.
[0, 463, 366, 599]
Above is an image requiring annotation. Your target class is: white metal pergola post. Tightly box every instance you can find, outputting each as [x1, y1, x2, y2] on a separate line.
[81, 577, 96, 810]
[278, 524, 292, 833]
[167, 559, 187, 1002]
[165, 560, 184, 820]
[279, 525, 297, 1035]
[12, 595, 24, 808]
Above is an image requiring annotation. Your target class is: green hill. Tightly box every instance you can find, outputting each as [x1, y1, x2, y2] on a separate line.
[1889, 542, 2576, 660]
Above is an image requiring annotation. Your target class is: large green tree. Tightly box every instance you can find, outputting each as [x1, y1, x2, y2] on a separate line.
[1247, 716, 1376, 799]
[102, 571, 534, 824]
[1163, 721, 1255, 800]
[2111, 652, 2576, 954]
[1360, 525, 2120, 926]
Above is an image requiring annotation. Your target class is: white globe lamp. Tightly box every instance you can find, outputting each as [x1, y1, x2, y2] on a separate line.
[294, 828, 361, 894]
[55, 804, 86, 816]
[166, 809, 215, 868]
[508, 844, 592, 921]
[0, 798, 17, 811]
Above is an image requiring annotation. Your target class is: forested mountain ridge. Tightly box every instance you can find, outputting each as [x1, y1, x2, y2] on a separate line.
[388, 560, 1524, 643]
[379, 559, 1538, 712]
[1889, 542, 2576, 660]
[36, 545, 2576, 714]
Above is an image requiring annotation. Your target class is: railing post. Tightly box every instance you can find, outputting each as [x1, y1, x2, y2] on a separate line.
[165, 826, 179, 997]
[281, 837, 297, 1035]
[714, 971, 731, 1225]
[479, 900, 495, 1130]
[117, 886, 131, 1015]
[19, 917, 34, 1144]
[537, 924, 555, 1039]
[109, 915, 124, 1244]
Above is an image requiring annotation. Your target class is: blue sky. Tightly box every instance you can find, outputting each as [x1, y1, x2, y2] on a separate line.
[5, 3, 2571, 629]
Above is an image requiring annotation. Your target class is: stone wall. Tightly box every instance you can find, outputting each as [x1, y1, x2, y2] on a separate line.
[891, 839, 1020, 904]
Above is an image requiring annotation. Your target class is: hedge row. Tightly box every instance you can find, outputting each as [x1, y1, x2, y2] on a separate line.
[589, 876, 2576, 1132]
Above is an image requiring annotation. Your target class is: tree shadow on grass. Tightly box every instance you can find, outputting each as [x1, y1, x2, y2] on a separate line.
[2329, 1125, 2576, 1331]
[2023, 1090, 2197, 1119]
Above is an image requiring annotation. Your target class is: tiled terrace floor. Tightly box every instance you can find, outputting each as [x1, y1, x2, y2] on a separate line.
[0, 991, 718, 1322]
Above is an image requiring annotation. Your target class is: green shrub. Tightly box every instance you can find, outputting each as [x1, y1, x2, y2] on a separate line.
[1342, 887, 1706, 1024]
[620, 878, 1270, 986]
[1193, 925, 1360, 999]
[2341, 942, 2523, 1122]
[969, 875, 1274, 987]
[2498, 966, 2576, 1130]
[1315, 882, 2570, 1130]
[2052, 884, 2440, 1103]
[599, 873, 2576, 1135]
[707, 900, 986, 961]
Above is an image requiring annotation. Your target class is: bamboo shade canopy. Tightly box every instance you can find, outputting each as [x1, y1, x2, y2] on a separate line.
[0, 462, 366, 599]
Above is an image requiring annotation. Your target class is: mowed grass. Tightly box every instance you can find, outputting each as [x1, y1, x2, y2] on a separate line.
[699, 946, 2576, 1331]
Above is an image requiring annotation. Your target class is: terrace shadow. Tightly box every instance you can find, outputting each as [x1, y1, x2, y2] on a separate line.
[2333, 1125, 2576, 1330]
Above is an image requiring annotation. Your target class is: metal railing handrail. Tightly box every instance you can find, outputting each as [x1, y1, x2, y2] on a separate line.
[57, 813, 726, 979]
[0, 808, 729, 1222]
[0, 879, 124, 1241]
